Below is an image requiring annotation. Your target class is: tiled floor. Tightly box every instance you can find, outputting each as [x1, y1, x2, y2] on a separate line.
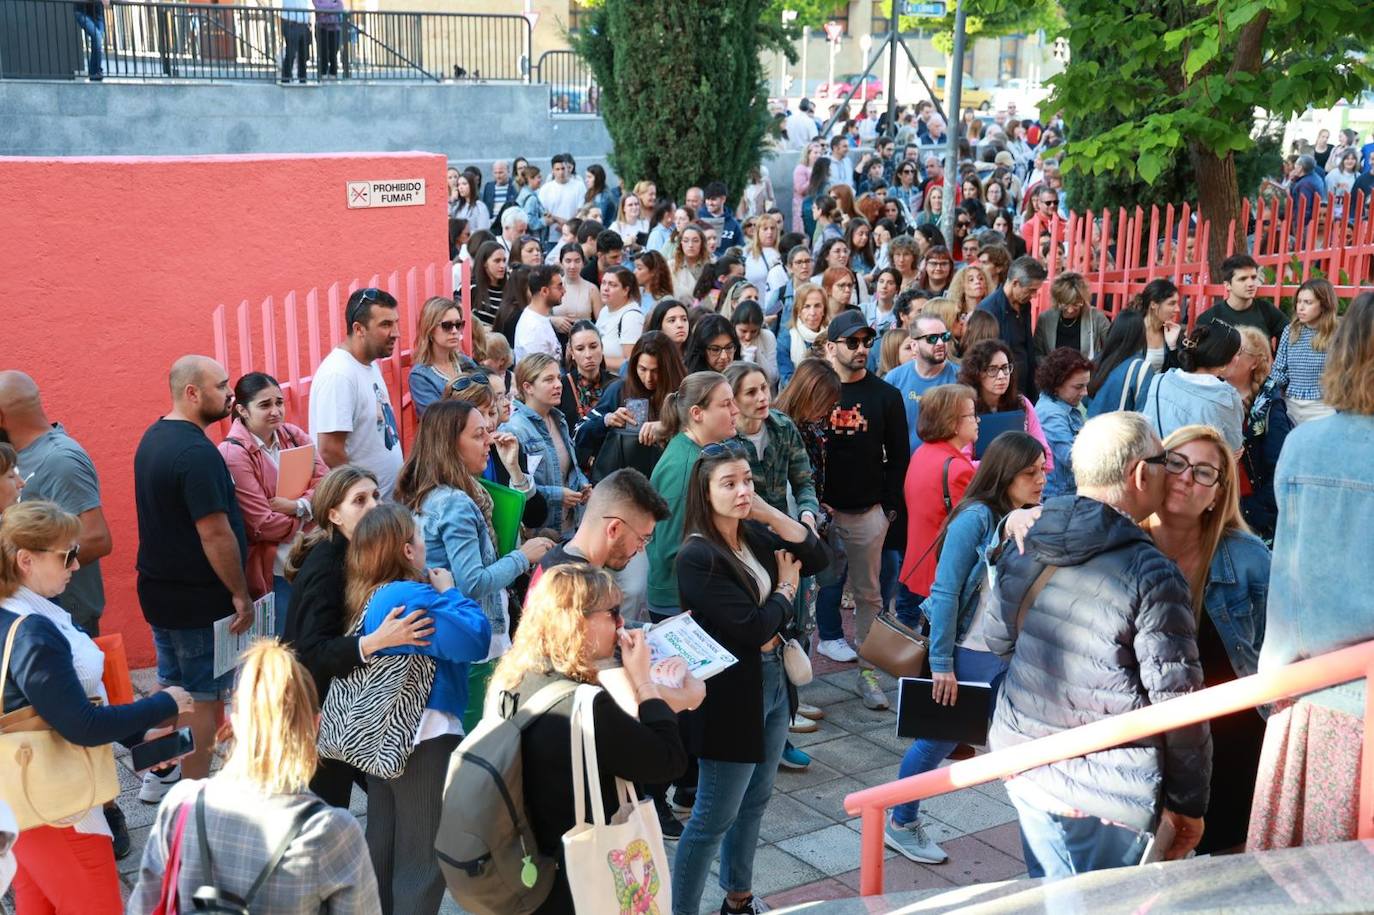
[3, 644, 1028, 915]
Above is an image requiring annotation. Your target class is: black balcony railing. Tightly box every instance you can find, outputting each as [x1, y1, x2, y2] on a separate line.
[535, 48, 598, 115]
[0, 0, 533, 83]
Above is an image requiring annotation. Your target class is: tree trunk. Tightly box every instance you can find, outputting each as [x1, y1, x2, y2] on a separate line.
[1190, 141, 1243, 277]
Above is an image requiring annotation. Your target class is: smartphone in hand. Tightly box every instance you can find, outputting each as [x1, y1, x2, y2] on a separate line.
[130, 727, 195, 773]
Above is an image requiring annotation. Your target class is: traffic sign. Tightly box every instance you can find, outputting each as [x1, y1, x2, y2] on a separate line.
[823, 20, 844, 41]
[900, 0, 947, 16]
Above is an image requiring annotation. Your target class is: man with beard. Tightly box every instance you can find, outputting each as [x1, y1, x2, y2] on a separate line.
[884, 315, 961, 453]
[133, 355, 250, 794]
[309, 287, 403, 496]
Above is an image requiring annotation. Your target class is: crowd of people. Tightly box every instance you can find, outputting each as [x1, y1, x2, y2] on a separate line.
[1, 106, 1372, 915]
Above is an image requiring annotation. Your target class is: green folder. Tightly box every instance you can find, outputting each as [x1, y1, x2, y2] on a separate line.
[478, 478, 528, 556]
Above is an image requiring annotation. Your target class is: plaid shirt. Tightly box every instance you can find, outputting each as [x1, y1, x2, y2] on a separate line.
[129, 778, 379, 915]
[734, 410, 820, 521]
[1271, 323, 1328, 401]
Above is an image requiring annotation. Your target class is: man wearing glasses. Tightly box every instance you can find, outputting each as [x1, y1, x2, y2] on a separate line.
[1019, 187, 1065, 250]
[883, 317, 961, 452]
[309, 287, 404, 497]
[814, 311, 910, 710]
[985, 411, 1210, 879]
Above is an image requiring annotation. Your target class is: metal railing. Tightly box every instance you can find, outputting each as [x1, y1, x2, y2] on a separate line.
[535, 48, 598, 115]
[844, 639, 1374, 897]
[0, 0, 532, 82]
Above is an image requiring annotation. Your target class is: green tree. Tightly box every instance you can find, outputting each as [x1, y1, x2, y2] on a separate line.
[573, 1, 794, 204]
[1050, 0, 1374, 271]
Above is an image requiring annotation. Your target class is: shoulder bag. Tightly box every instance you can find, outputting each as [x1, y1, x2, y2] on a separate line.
[562, 685, 672, 915]
[149, 801, 193, 915]
[0, 616, 120, 830]
[317, 609, 437, 780]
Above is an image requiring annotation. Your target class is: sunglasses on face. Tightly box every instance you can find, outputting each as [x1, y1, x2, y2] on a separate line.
[841, 335, 876, 350]
[439, 320, 465, 333]
[39, 544, 81, 567]
[918, 332, 953, 345]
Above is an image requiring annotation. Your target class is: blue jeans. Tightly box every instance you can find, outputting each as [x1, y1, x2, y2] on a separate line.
[271, 574, 293, 637]
[892, 646, 1008, 825]
[895, 583, 925, 630]
[152, 625, 234, 701]
[1008, 789, 1150, 879]
[672, 650, 790, 914]
[72, 7, 105, 77]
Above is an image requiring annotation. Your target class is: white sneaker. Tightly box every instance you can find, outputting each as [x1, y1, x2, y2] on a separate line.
[816, 638, 858, 663]
[796, 702, 825, 720]
[884, 817, 949, 864]
[789, 714, 819, 734]
[138, 763, 182, 804]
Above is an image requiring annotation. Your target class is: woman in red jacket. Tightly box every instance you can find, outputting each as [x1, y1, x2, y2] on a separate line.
[897, 384, 979, 623]
[218, 372, 328, 634]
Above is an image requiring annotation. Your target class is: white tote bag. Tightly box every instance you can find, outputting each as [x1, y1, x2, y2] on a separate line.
[561, 684, 673, 915]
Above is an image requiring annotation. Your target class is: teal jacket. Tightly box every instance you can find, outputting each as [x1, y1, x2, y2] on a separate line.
[645, 433, 702, 609]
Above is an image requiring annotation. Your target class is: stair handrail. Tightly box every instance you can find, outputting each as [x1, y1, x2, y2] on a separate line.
[844, 638, 1374, 896]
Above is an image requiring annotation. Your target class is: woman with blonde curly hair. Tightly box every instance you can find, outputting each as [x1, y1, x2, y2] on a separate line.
[492, 563, 692, 915]
[946, 263, 991, 324]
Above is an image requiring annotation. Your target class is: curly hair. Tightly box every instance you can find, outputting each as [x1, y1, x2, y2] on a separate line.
[958, 338, 1021, 413]
[1034, 346, 1094, 399]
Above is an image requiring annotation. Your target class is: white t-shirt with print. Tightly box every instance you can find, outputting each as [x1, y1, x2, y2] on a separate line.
[308, 347, 403, 497]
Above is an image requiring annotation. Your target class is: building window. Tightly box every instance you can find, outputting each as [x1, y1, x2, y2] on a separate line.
[824, 2, 851, 35]
[567, 3, 591, 34]
[998, 34, 1023, 82]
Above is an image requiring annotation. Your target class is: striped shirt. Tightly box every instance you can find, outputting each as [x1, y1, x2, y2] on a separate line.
[1271, 323, 1328, 401]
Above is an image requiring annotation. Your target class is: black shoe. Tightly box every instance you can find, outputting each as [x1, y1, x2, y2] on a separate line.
[653, 794, 683, 839]
[105, 804, 131, 859]
[721, 895, 769, 914]
[668, 785, 696, 816]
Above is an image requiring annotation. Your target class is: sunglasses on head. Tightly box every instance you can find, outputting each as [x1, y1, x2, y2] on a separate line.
[700, 441, 749, 460]
[356, 287, 385, 303]
[439, 320, 465, 333]
[449, 373, 491, 393]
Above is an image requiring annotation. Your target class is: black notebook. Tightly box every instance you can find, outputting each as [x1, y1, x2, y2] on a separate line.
[974, 409, 1026, 458]
[895, 677, 995, 745]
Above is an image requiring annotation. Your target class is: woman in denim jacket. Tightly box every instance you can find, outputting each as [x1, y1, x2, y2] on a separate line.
[501, 354, 590, 535]
[885, 434, 1046, 867]
[394, 401, 554, 732]
[1143, 425, 1269, 854]
[1249, 293, 1374, 851]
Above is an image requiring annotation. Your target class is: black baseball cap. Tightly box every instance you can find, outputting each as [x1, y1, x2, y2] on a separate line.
[827, 309, 873, 342]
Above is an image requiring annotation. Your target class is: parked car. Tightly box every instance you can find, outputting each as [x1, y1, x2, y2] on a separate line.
[818, 73, 884, 101]
[930, 70, 992, 111]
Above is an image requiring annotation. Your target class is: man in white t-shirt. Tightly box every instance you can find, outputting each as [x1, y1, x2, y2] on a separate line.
[514, 264, 566, 363]
[537, 153, 585, 228]
[308, 287, 404, 496]
[785, 98, 820, 149]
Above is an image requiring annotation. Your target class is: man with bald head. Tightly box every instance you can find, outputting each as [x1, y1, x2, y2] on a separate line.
[133, 355, 250, 794]
[0, 371, 112, 636]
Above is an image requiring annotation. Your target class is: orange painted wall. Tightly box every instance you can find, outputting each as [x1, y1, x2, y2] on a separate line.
[0, 152, 449, 665]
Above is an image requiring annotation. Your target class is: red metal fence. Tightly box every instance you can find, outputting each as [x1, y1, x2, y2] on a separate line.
[1027, 192, 1374, 322]
[210, 259, 467, 446]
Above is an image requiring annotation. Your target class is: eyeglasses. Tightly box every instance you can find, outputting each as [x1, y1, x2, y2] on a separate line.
[606, 515, 654, 548]
[705, 343, 738, 357]
[38, 544, 80, 567]
[982, 363, 1013, 377]
[917, 332, 953, 345]
[833, 282, 855, 291]
[960, 412, 980, 423]
[701, 441, 749, 460]
[439, 320, 465, 333]
[956, 220, 972, 228]
[449, 373, 491, 393]
[1140, 451, 1170, 470]
[1162, 451, 1221, 487]
[841, 335, 876, 351]
[1040, 197, 1059, 207]
[582, 606, 624, 623]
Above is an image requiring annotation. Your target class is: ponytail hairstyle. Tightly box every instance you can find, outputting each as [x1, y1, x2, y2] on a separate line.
[343, 502, 424, 632]
[0, 501, 80, 601]
[220, 640, 320, 795]
[658, 370, 729, 439]
[284, 464, 380, 581]
[1178, 321, 1241, 373]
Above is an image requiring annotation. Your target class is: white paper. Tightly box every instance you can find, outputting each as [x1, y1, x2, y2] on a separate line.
[212, 592, 276, 678]
[643, 614, 737, 683]
[526, 454, 543, 476]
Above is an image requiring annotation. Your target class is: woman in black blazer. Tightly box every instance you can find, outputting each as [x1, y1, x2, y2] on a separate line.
[281, 465, 432, 807]
[670, 442, 831, 915]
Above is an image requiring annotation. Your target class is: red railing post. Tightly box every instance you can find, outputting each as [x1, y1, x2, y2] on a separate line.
[859, 804, 885, 896]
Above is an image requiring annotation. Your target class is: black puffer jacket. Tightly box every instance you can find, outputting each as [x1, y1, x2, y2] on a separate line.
[986, 496, 1212, 833]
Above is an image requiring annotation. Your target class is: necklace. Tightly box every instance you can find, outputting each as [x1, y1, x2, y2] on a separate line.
[1060, 313, 1081, 329]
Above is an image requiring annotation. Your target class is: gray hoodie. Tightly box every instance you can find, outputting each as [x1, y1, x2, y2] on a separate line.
[1141, 369, 1244, 452]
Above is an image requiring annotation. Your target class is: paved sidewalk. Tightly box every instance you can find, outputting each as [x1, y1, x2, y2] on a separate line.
[4, 652, 1026, 915]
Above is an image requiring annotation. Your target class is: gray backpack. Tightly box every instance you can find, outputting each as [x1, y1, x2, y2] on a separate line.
[436, 677, 579, 915]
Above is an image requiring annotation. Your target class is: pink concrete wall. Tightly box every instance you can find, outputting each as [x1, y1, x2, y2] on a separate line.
[1, 152, 449, 665]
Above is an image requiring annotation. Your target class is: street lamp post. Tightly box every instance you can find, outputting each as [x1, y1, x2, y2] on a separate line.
[941, 0, 967, 247]
[801, 25, 810, 97]
[779, 9, 797, 98]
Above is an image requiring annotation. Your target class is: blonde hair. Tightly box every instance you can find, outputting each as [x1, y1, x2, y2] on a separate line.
[1234, 326, 1272, 404]
[483, 335, 513, 372]
[1149, 425, 1251, 616]
[0, 501, 80, 601]
[414, 296, 465, 370]
[443, 372, 498, 415]
[920, 297, 963, 338]
[220, 640, 319, 795]
[343, 503, 424, 631]
[1323, 291, 1374, 414]
[947, 264, 991, 312]
[490, 564, 621, 694]
[1049, 272, 1090, 311]
[790, 283, 827, 331]
[514, 353, 560, 401]
[877, 327, 908, 376]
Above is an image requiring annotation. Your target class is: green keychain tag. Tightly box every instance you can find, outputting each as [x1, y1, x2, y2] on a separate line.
[521, 855, 538, 888]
